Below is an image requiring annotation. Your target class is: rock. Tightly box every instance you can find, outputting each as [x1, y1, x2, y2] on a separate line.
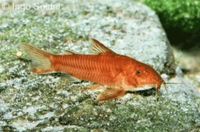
[0, 65, 4, 74]
[56, 76, 200, 131]
[0, 99, 9, 113]
[0, 0, 174, 74]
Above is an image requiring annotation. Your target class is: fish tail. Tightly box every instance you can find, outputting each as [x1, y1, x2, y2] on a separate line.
[21, 44, 55, 74]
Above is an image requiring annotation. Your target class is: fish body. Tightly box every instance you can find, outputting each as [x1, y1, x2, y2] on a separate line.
[21, 39, 164, 101]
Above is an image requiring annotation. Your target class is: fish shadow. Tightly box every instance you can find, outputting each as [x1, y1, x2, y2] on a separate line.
[33, 72, 158, 97]
[127, 88, 157, 96]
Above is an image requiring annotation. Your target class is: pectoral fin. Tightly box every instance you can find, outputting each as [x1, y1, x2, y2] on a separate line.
[82, 84, 104, 92]
[97, 88, 125, 101]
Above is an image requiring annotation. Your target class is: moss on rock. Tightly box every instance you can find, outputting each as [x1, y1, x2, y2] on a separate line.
[144, 0, 200, 33]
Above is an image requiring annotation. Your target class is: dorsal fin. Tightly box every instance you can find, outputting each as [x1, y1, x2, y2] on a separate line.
[90, 38, 115, 54]
[64, 50, 75, 55]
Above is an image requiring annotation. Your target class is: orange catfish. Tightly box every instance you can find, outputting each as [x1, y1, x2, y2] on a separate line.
[21, 38, 164, 101]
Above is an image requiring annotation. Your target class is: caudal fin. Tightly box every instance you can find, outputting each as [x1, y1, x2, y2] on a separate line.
[21, 44, 54, 74]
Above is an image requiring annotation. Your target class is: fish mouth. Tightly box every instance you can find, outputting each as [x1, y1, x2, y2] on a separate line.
[129, 84, 157, 92]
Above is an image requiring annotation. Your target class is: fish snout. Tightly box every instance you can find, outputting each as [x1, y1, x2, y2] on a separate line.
[154, 79, 165, 90]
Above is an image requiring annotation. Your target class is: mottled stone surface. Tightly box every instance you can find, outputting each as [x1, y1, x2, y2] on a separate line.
[0, 0, 199, 131]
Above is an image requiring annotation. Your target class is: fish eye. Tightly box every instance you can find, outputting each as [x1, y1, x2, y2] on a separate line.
[136, 70, 142, 75]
